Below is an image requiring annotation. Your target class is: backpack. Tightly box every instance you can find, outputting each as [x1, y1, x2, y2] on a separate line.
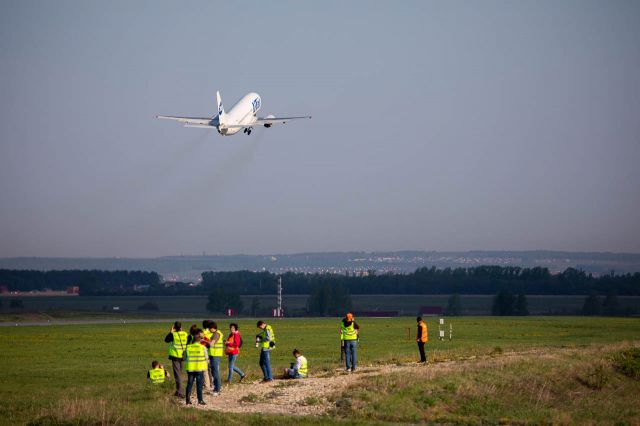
[238, 335, 243, 348]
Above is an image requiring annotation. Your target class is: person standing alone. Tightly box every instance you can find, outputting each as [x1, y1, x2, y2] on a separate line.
[416, 316, 428, 363]
[340, 313, 359, 372]
[225, 323, 246, 383]
[164, 321, 188, 397]
[256, 320, 275, 382]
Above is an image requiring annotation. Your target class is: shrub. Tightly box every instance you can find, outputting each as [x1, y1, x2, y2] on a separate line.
[612, 348, 640, 380]
[578, 361, 610, 390]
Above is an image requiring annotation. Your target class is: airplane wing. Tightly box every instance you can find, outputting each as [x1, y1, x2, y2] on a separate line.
[223, 115, 312, 128]
[257, 115, 312, 125]
[156, 115, 214, 125]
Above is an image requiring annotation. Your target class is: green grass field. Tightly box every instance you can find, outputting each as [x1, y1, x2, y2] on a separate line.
[1, 316, 639, 425]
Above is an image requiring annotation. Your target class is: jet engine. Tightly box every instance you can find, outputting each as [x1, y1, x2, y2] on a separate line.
[264, 114, 275, 128]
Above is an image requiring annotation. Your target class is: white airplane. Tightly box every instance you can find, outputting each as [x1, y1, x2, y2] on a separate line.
[156, 91, 311, 136]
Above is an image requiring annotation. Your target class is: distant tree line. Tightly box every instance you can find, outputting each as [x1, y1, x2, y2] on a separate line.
[0, 269, 160, 295]
[2, 266, 639, 296]
[201, 267, 640, 296]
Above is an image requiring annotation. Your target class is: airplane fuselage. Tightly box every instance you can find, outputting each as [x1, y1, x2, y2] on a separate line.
[218, 92, 261, 135]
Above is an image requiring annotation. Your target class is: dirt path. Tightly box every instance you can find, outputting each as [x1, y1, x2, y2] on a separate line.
[176, 363, 425, 416]
[174, 347, 604, 416]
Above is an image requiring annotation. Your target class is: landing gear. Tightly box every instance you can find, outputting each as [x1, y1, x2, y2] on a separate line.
[246, 127, 252, 135]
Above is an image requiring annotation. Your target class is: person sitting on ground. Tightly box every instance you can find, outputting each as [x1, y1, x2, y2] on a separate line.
[283, 349, 308, 379]
[147, 360, 170, 384]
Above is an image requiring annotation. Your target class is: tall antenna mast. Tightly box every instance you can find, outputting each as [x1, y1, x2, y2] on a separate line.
[277, 276, 283, 317]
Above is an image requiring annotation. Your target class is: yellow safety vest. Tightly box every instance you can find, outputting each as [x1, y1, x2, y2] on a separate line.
[341, 322, 358, 340]
[185, 343, 207, 372]
[298, 356, 308, 377]
[203, 329, 213, 341]
[259, 325, 275, 350]
[209, 330, 224, 357]
[168, 331, 188, 358]
[149, 368, 165, 384]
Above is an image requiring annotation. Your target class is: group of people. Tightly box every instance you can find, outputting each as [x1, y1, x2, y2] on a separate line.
[149, 319, 307, 405]
[148, 313, 427, 405]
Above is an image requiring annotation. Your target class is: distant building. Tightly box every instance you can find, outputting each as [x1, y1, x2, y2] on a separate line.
[0, 285, 8, 294]
[66, 286, 80, 295]
[419, 306, 443, 316]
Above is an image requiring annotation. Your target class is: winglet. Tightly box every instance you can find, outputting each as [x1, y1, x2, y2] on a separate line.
[216, 91, 226, 126]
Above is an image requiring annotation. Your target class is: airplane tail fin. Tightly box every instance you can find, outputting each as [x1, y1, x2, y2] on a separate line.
[216, 91, 226, 125]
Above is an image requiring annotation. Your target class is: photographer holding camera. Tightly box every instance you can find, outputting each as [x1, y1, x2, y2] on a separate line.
[256, 320, 276, 382]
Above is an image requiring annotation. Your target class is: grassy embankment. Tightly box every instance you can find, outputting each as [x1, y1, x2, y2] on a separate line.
[1, 317, 639, 425]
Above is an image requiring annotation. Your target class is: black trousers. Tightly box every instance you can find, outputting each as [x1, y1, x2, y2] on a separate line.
[417, 341, 426, 362]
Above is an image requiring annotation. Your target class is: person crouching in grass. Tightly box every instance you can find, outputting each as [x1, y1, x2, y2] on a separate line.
[184, 329, 208, 405]
[148, 360, 170, 384]
[283, 349, 308, 379]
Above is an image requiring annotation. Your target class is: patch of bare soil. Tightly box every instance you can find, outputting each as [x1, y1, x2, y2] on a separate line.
[174, 364, 424, 416]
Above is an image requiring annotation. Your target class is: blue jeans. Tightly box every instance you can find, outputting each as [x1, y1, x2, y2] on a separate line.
[186, 371, 204, 402]
[210, 356, 222, 392]
[286, 368, 304, 379]
[227, 354, 244, 382]
[259, 350, 273, 380]
[344, 340, 357, 370]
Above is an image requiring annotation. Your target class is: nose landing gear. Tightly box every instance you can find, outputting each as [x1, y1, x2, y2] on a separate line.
[244, 127, 252, 135]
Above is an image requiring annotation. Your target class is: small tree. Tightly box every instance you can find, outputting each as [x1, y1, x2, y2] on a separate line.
[137, 301, 159, 311]
[602, 290, 619, 316]
[582, 292, 601, 316]
[307, 283, 352, 316]
[515, 293, 529, 316]
[446, 294, 462, 316]
[250, 297, 261, 317]
[9, 299, 24, 309]
[207, 288, 244, 315]
[492, 290, 515, 316]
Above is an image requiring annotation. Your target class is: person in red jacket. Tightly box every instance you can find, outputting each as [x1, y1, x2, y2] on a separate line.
[225, 323, 246, 383]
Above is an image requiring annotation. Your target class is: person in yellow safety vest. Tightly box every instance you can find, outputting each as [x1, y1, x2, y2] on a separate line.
[147, 360, 170, 384]
[283, 349, 308, 379]
[256, 320, 275, 382]
[416, 316, 428, 363]
[340, 312, 359, 372]
[164, 321, 188, 397]
[206, 320, 224, 396]
[184, 329, 208, 406]
[201, 320, 213, 391]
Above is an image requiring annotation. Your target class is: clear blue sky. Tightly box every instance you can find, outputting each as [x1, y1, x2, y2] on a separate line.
[1, 1, 639, 257]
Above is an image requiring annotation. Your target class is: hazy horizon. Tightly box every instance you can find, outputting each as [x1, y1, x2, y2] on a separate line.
[1, 1, 639, 257]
